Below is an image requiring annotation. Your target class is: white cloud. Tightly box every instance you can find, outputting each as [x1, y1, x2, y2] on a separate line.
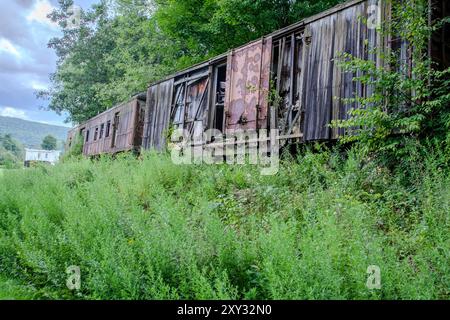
[30, 80, 48, 91]
[26, 0, 58, 28]
[0, 106, 29, 120]
[0, 38, 21, 57]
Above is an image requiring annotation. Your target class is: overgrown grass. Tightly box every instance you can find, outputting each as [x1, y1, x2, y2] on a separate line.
[0, 275, 37, 300]
[0, 142, 449, 300]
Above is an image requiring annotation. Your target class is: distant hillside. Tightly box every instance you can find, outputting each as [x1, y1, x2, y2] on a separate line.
[0, 116, 69, 150]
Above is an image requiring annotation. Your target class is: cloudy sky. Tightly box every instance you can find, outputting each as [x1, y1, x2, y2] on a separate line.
[0, 0, 96, 127]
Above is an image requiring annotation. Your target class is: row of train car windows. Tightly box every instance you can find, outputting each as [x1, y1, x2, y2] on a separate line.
[85, 120, 112, 143]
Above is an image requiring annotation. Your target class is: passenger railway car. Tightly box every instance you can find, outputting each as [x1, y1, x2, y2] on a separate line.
[67, 94, 146, 156]
[67, 0, 449, 156]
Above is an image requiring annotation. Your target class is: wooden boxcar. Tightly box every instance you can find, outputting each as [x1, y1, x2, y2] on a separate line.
[142, 37, 275, 151]
[68, 94, 146, 156]
[141, 0, 434, 150]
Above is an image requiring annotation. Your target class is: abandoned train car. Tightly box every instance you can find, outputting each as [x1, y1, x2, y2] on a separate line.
[67, 0, 449, 156]
[67, 94, 146, 156]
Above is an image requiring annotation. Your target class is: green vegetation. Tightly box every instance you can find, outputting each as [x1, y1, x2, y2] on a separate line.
[0, 142, 449, 299]
[0, 134, 23, 169]
[0, 116, 68, 150]
[0, 275, 36, 300]
[41, 135, 58, 151]
[333, 0, 450, 159]
[61, 134, 84, 162]
[0, 0, 446, 301]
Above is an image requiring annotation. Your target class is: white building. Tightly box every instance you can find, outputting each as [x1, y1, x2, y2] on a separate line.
[24, 149, 61, 166]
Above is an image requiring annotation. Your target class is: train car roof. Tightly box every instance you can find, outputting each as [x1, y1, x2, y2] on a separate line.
[71, 92, 146, 129]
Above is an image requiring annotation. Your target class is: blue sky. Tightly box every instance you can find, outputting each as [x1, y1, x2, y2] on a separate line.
[0, 0, 97, 127]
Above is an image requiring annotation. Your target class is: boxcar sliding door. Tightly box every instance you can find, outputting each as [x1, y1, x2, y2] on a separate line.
[224, 37, 272, 132]
[142, 79, 174, 151]
[171, 68, 210, 142]
[271, 29, 307, 139]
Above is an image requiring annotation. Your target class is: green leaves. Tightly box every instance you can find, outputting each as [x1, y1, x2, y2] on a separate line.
[1, 146, 450, 299]
[332, 0, 450, 161]
[41, 135, 58, 151]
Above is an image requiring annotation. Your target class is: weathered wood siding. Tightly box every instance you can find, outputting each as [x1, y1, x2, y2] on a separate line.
[301, 0, 381, 141]
[66, 126, 81, 150]
[170, 67, 211, 142]
[142, 79, 174, 151]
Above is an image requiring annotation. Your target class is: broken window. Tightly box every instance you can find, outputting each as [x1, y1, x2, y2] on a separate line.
[105, 121, 111, 137]
[111, 112, 120, 147]
[99, 123, 105, 139]
[94, 126, 99, 141]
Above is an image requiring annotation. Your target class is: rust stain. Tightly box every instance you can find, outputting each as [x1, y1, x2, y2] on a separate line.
[225, 37, 272, 132]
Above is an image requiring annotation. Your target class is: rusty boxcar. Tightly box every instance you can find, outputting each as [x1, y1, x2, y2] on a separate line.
[68, 93, 146, 156]
[141, 36, 275, 151]
[69, 0, 448, 155]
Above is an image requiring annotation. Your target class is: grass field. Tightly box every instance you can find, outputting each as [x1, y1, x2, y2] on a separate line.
[0, 146, 449, 300]
[0, 276, 36, 300]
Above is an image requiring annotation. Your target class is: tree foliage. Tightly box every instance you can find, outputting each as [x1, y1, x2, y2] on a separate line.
[0, 134, 23, 168]
[41, 135, 58, 150]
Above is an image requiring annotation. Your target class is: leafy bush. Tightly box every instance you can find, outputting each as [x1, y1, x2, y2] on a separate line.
[61, 134, 84, 162]
[0, 134, 23, 169]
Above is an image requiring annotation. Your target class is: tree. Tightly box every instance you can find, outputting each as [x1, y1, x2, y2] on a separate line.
[42, 135, 58, 150]
[0, 134, 23, 168]
[39, 0, 179, 123]
[1, 134, 23, 157]
[1, 134, 20, 154]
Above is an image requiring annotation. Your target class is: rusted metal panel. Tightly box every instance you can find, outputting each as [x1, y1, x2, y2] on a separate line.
[225, 37, 272, 132]
[142, 78, 174, 151]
